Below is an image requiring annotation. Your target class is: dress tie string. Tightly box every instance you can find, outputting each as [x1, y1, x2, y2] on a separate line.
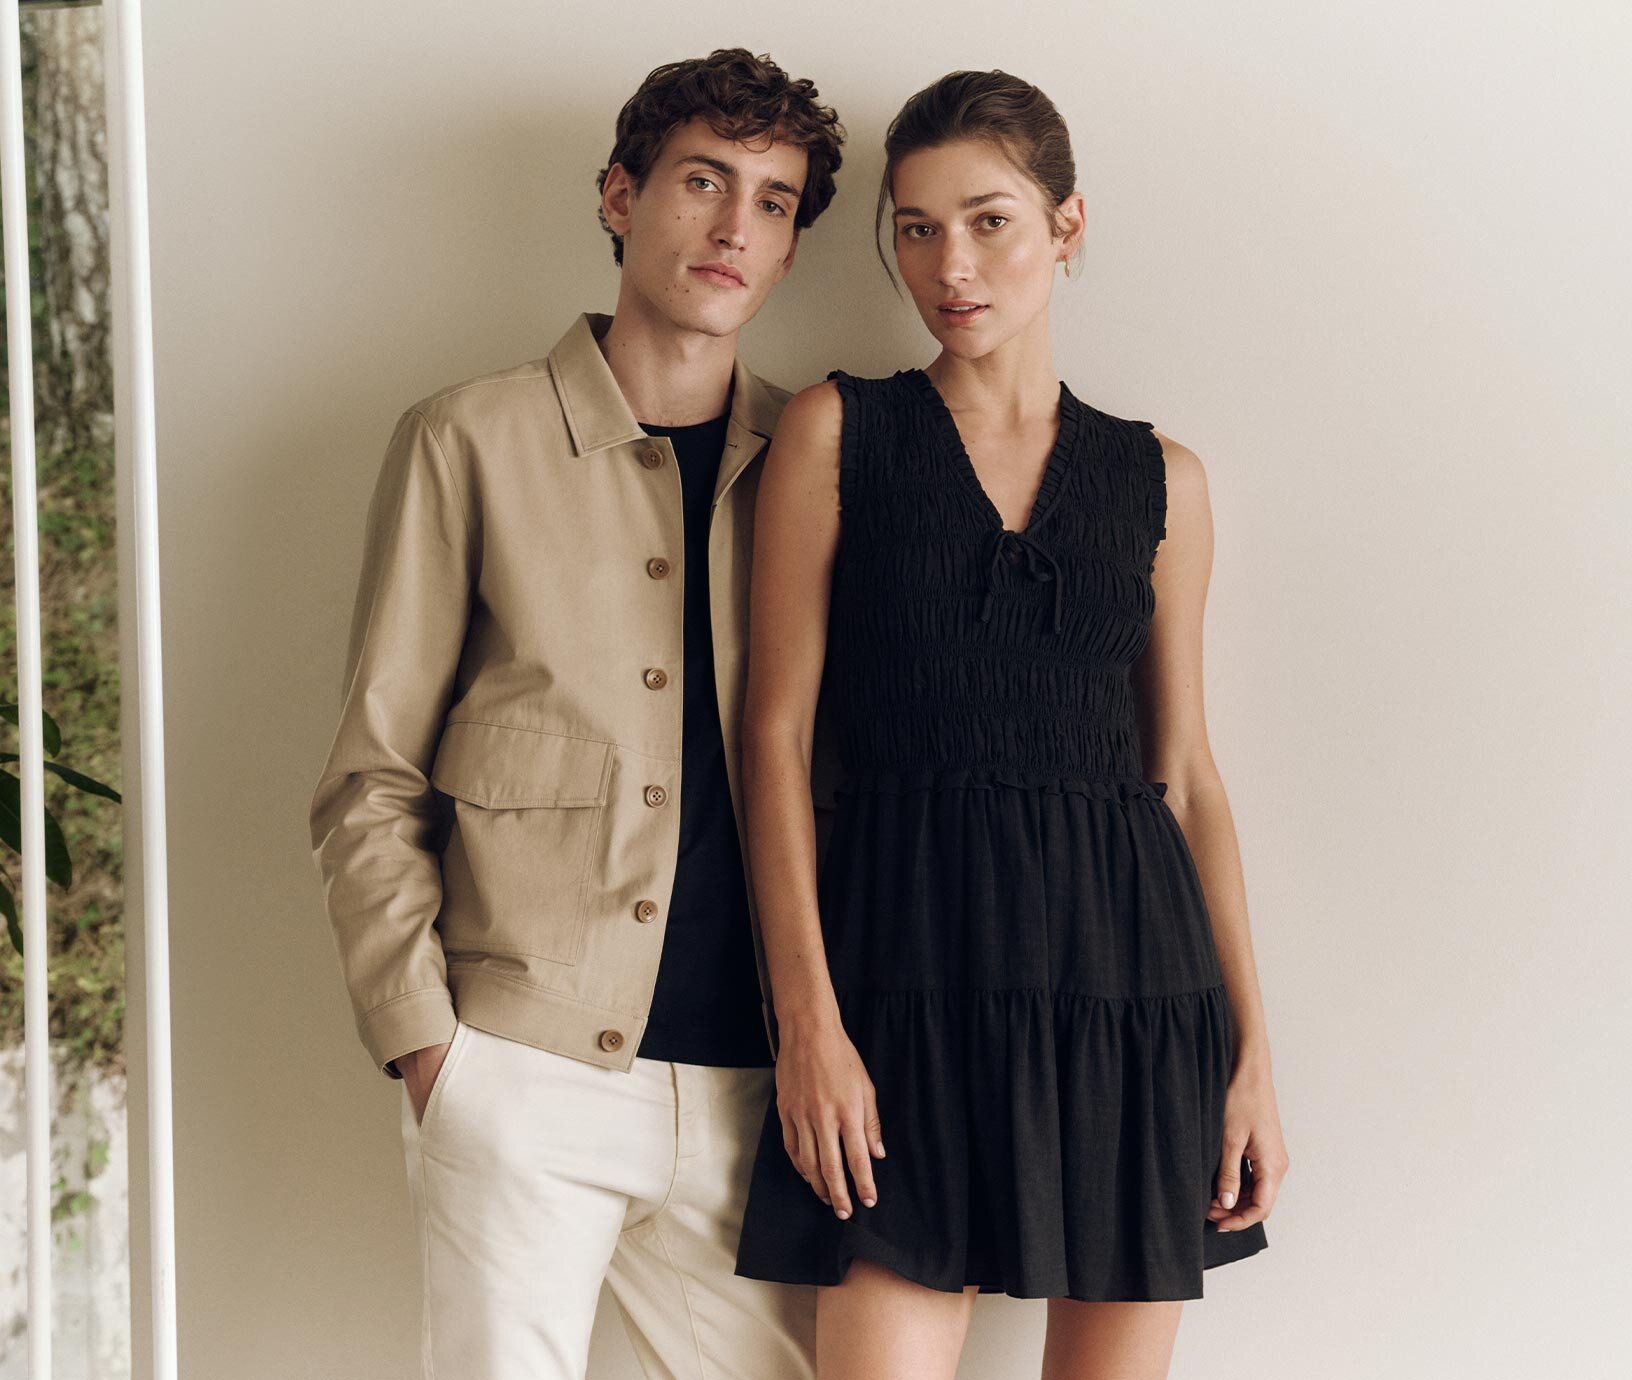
[980, 528, 1064, 633]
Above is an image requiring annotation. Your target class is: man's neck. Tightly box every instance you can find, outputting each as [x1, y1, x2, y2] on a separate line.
[595, 299, 738, 427]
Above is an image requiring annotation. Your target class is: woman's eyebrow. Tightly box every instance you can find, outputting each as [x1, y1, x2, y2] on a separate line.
[892, 191, 1018, 219]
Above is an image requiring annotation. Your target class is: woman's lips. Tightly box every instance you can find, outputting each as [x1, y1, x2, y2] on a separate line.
[690, 266, 746, 289]
[938, 302, 987, 325]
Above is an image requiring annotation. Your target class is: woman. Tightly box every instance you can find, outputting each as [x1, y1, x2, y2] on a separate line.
[733, 68, 1287, 1378]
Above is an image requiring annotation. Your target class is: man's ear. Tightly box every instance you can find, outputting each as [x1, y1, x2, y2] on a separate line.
[602, 163, 635, 238]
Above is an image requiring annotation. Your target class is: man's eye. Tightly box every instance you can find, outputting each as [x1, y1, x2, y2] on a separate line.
[690, 176, 718, 191]
[761, 200, 787, 216]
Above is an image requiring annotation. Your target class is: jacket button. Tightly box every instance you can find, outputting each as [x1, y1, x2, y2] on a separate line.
[641, 448, 664, 469]
[634, 899, 659, 923]
[643, 667, 668, 690]
[644, 784, 668, 808]
[647, 557, 671, 579]
[599, 1029, 625, 1052]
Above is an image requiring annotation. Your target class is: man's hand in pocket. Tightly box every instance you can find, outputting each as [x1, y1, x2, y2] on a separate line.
[397, 1039, 454, 1127]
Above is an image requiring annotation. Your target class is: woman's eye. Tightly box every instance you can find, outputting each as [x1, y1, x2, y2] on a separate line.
[902, 224, 932, 239]
[981, 214, 1009, 230]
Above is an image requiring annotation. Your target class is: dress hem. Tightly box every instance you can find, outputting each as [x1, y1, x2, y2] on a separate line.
[735, 1220, 1268, 1304]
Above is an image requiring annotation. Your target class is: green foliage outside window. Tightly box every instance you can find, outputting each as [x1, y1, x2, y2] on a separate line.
[0, 11, 125, 1250]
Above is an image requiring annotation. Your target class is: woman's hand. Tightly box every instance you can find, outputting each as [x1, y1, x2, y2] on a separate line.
[1208, 1060, 1289, 1232]
[775, 1014, 885, 1220]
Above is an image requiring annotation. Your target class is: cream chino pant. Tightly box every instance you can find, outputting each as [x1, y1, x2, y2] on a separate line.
[399, 1019, 818, 1380]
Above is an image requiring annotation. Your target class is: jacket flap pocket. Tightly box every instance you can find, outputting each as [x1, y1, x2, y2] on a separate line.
[430, 721, 613, 808]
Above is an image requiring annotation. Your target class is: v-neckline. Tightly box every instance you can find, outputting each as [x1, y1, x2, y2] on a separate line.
[906, 367, 1081, 538]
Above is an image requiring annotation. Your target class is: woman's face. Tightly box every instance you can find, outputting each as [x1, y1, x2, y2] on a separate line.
[889, 137, 1078, 360]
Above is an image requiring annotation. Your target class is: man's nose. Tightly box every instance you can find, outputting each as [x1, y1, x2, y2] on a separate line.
[713, 198, 751, 251]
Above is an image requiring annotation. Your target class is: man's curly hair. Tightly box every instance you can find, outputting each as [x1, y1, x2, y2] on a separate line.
[596, 48, 845, 267]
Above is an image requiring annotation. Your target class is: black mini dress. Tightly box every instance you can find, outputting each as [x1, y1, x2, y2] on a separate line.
[732, 368, 1269, 1301]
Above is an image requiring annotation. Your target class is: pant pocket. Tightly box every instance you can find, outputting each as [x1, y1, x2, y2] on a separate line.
[416, 1019, 473, 1137]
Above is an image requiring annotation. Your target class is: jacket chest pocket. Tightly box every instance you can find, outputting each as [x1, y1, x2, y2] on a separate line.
[429, 720, 614, 966]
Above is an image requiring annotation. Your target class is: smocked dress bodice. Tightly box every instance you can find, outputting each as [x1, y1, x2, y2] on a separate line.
[826, 368, 1168, 790]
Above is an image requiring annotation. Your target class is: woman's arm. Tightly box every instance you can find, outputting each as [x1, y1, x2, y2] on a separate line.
[743, 378, 884, 1219]
[1132, 432, 1290, 1229]
[1133, 435, 1271, 1070]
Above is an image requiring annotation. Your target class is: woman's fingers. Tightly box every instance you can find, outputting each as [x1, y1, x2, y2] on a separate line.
[794, 1118, 830, 1204]
[864, 1084, 885, 1160]
[1211, 1127, 1249, 1215]
[775, 1047, 887, 1216]
[844, 1113, 878, 1209]
[1210, 1121, 1291, 1231]
[1213, 1169, 1271, 1230]
[1214, 1149, 1287, 1231]
[780, 1109, 799, 1165]
[818, 1120, 853, 1218]
[782, 1110, 822, 1199]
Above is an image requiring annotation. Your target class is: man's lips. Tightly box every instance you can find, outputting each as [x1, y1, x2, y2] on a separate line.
[690, 263, 746, 289]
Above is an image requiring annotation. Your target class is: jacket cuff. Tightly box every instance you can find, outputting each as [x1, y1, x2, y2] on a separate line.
[359, 987, 458, 1080]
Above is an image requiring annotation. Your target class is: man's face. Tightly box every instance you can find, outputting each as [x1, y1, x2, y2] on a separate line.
[602, 116, 807, 337]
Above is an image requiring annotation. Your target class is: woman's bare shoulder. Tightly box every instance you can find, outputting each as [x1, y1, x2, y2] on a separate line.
[1151, 428, 1205, 475]
[1151, 428, 1211, 506]
[779, 377, 844, 429]
[765, 379, 844, 471]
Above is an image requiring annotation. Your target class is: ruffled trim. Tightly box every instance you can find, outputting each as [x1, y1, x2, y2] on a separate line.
[836, 764, 1168, 800]
[898, 368, 1083, 538]
[826, 368, 865, 515]
[1133, 418, 1168, 551]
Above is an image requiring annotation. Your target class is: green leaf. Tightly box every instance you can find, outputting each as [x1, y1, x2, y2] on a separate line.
[0, 877, 19, 956]
[0, 754, 120, 803]
[0, 771, 74, 886]
[0, 703, 63, 757]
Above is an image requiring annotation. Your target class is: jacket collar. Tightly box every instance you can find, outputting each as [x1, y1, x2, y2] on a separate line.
[546, 310, 780, 459]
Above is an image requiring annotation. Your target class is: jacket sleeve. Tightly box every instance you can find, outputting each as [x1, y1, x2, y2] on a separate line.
[308, 406, 474, 1080]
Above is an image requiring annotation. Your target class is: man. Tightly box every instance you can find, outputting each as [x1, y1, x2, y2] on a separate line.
[308, 48, 846, 1380]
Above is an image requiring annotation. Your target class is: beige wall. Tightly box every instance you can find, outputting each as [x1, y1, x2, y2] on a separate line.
[131, 1, 1630, 1376]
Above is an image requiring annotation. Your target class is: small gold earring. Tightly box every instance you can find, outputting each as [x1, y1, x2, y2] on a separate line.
[1062, 258, 1071, 278]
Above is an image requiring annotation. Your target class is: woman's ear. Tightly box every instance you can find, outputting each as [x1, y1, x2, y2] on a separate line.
[1057, 190, 1087, 267]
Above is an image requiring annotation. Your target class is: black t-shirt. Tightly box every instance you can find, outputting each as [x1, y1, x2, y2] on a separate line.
[633, 405, 773, 1067]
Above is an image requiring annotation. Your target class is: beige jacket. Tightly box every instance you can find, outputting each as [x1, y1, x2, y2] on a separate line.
[309, 311, 841, 1079]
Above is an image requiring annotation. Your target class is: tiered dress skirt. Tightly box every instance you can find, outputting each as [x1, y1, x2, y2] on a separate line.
[733, 765, 1269, 1301]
